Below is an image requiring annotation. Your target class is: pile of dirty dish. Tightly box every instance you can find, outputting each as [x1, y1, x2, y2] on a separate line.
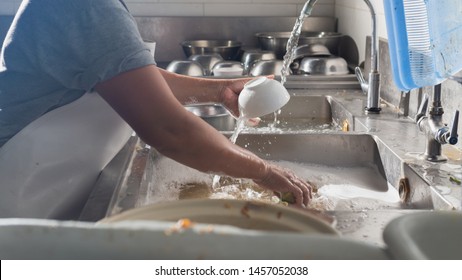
[166, 31, 349, 77]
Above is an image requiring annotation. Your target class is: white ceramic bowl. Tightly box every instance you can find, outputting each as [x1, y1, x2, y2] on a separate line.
[238, 77, 290, 118]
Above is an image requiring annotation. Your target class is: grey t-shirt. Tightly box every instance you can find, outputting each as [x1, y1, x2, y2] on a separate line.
[0, 0, 155, 147]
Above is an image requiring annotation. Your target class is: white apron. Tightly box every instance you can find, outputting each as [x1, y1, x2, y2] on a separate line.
[0, 92, 133, 219]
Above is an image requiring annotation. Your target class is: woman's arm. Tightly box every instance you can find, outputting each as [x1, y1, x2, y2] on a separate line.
[95, 65, 311, 207]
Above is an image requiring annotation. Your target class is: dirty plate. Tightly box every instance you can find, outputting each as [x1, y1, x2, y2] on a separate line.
[100, 198, 338, 235]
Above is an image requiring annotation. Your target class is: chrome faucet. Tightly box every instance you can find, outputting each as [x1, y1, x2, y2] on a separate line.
[302, 0, 381, 113]
[354, 0, 381, 113]
[301, 0, 380, 112]
[301, 0, 319, 15]
[416, 84, 459, 162]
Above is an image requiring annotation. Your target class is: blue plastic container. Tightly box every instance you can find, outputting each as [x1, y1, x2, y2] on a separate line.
[384, 0, 462, 91]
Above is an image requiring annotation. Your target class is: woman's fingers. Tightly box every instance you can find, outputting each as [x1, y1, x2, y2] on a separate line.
[254, 164, 313, 208]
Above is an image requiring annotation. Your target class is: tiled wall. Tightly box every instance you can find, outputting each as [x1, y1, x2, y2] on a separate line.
[0, 0, 335, 17]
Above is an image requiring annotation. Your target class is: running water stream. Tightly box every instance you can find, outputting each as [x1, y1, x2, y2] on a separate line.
[276, 2, 316, 127]
[281, 0, 318, 84]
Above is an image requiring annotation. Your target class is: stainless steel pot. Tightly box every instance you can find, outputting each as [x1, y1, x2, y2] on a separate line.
[188, 54, 224, 76]
[298, 55, 349, 75]
[293, 44, 331, 60]
[181, 40, 242, 60]
[240, 49, 276, 72]
[256, 31, 343, 59]
[184, 104, 236, 131]
[249, 60, 290, 76]
[212, 61, 245, 77]
[166, 60, 205, 76]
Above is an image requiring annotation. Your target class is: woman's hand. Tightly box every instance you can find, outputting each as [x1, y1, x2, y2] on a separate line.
[253, 163, 313, 208]
[218, 78, 250, 117]
[219, 75, 274, 118]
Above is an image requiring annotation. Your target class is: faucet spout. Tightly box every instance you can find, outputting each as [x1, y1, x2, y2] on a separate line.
[301, 0, 319, 16]
[354, 0, 381, 113]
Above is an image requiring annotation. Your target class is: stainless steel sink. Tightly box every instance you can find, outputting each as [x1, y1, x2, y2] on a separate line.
[80, 90, 456, 224]
[233, 133, 383, 168]
[230, 133, 409, 211]
[257, 95, 339, 131]
[103, 133, 439, 217]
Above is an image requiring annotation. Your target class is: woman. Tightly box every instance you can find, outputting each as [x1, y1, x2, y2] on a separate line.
[0, 0, 312, 219]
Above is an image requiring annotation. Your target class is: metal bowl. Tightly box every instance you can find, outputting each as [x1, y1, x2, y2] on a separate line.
[256, 31, 343, 59]
[293, 44, 331, 60]
[240, 49, 277, 71]
[184, 104, 235, 131]
[299, 55, 349, 75]
[166, 60, 205, 76]
[249, 60, 291, 76]
[181, 40, 242, 60]
[212, 61, 245, 77]
[188, 54, 224, 76]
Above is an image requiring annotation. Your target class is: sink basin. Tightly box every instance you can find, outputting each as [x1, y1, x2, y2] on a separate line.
[230, 133, 402, 211]
[257, 95, 337, 131]
[106, 133, 412, 216]
[185, 95, 353, 133]
[238, 95, 352, 133]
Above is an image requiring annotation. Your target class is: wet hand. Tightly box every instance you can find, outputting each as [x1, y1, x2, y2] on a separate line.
[219, 78, 250, 117]
[253, 163, 313, 208]
[219, 75, 274, 117]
